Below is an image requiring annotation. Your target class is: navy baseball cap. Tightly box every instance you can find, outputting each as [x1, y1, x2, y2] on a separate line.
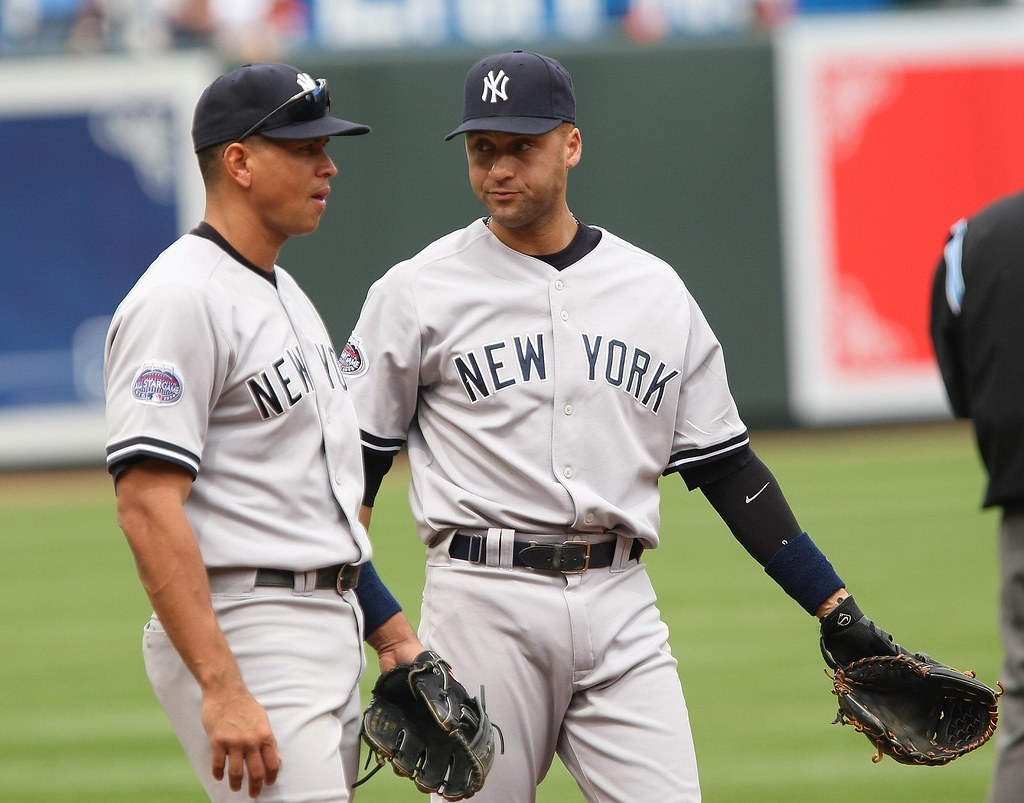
[444, 50, 576, 141]
[192, 63, 370, 152]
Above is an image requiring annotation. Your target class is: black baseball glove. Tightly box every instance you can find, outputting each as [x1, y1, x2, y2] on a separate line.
[820, 596, 1000, 766]
[357, 651, 497, 800]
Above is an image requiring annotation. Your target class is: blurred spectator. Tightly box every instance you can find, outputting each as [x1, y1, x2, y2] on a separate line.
[621, 0, 757, 36]
[0, 0, 310, 57]
[6, 0, 176, 54]
[204, 0, 310, 62]
[159, 0, 215, 50]
[1, 0, 81, 53]
[797, 0, 892, 10]
[0, 0, 1018, 59]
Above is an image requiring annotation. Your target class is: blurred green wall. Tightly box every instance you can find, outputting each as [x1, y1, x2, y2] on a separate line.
[282, 35, 789, 425]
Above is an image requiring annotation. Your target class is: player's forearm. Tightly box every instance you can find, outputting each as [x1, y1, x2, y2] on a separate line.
[141, 546, 243, 694]
[365, 612, 425, 673]
[697, 455, 846, 614]
[116, 466, 245, 693]
[355, 506, 425, 672]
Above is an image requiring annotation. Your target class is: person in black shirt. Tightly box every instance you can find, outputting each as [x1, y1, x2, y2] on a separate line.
[931, 189, 1024, 803]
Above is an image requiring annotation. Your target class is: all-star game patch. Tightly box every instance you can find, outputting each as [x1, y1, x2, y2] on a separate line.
[131, 362, 184, 405]
[339, 335, 367, 377]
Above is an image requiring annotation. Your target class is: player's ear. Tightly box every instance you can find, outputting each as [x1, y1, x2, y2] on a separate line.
[222, 141, 254, 188]
[566, 126, 582, 169]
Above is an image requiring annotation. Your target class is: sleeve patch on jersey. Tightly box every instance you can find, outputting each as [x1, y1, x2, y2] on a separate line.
[339, 334, 367, 377]
[131, 362, 184, 406]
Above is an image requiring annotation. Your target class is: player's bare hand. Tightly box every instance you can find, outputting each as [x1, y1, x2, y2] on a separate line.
[203, 689, 281, 798]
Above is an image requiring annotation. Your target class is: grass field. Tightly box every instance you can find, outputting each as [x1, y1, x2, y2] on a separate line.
[0, 420, 1004, 802]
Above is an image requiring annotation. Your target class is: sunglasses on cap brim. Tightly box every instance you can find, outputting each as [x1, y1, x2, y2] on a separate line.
[237, 78, 329, 142]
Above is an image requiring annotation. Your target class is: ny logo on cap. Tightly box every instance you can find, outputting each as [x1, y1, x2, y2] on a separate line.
[481, 69, 509, 103]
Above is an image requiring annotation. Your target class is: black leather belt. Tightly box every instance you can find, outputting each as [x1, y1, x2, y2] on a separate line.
[449, 533, 642, 573]
[255, 563, 361, 594]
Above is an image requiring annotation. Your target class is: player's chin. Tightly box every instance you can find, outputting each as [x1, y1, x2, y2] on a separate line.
[485, 203, 532, 230]
[299, 199, 329, 230]
[289, 214, 325, 238]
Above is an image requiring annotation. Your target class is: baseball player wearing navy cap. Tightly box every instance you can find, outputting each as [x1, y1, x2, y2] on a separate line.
[345, 50, 910, 801]
[104, 63, 424, 801]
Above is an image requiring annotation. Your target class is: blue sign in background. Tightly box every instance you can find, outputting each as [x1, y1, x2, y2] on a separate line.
[0, 108, 179, 409]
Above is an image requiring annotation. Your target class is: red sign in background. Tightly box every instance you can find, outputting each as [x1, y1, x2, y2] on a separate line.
[824, 59, 1024, 376]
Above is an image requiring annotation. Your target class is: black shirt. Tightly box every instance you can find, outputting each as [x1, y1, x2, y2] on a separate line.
[931, 189, 1024, 508]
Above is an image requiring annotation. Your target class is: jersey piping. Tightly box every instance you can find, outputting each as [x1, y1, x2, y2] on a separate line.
[663, 431, 751, 476]
[107, 436, 200, 478]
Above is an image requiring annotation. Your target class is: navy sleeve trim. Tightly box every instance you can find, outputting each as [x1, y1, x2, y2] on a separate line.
[678, 443, 753, 490]
[106, 437, 200, 478]
[662, 431, 749, 477]
[360, 429, 405, 454]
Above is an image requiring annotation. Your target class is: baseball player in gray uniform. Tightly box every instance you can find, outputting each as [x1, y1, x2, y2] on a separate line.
[344, 50, 905, 802]
[104, 63, 424, 801]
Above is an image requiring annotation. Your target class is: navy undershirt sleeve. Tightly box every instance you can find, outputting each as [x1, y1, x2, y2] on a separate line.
[691, 449, 803, 565]
[357, 444, 404, 635]
[687, 449, 845, 613]
[362, 446, 395, 507]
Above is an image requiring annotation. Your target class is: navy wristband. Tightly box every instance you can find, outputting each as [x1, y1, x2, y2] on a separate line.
[353, 561, 403, 635]
[763, 532, 844, 615]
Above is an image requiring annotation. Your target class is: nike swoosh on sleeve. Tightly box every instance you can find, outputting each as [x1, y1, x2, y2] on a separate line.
[745, 482, 771, 504]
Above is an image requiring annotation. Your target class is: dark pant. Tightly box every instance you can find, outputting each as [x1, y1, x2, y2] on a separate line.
[991, 509, 1024, 803]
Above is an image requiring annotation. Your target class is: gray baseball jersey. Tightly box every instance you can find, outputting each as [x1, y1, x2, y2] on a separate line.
[105, 230, 370, 570]
[344, 218, 748, 546]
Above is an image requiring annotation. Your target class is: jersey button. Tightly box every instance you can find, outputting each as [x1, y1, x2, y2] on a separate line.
[584, 512, 595, 524]
[563, 404, 573, 415]
[560, 310, 569, 322]
[555, 280, 564, 290]
[563, 466, 574, 478]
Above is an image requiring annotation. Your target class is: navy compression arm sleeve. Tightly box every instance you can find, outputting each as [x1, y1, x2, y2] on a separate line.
[354, 561, 403, 636]
[361, 444, 396, 507]
[697, 454, 802, 564]
[694, 452, 845, 614]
